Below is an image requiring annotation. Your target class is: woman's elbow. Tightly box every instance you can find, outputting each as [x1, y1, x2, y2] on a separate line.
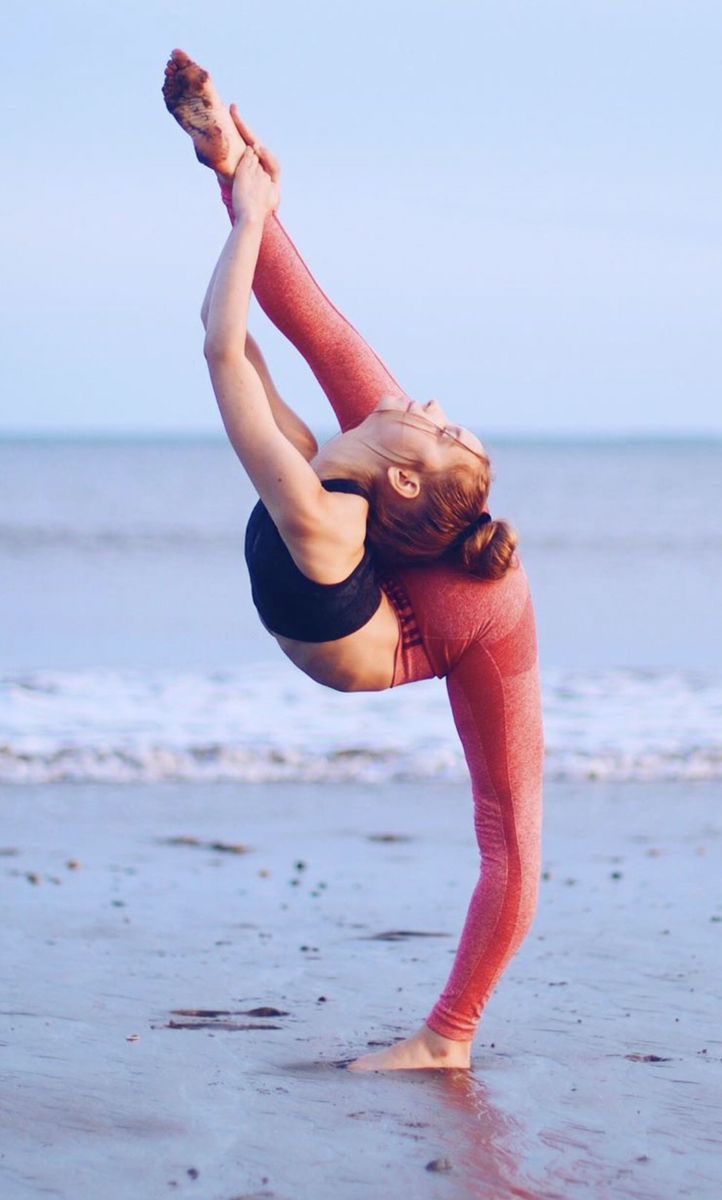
[298, 431, 319, 461]
[203, 333, 236, 365]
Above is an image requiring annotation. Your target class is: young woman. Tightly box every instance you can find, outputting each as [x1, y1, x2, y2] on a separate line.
[163, 50, 544, 1073]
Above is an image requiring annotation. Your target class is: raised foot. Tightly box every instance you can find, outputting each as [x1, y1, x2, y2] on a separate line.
[162, 48, 245, 177]
[347, 1023, 472, 1072]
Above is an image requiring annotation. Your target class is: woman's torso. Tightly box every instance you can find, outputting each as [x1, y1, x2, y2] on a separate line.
[244, 480, 534, 693]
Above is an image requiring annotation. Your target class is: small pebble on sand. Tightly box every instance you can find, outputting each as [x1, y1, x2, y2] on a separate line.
[426, 1158, 452, 1172]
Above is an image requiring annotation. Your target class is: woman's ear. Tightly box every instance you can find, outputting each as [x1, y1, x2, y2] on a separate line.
[386, 465, 421, 500]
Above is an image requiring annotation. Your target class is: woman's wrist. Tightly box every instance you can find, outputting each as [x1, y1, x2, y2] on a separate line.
[233, 208, 266, 234]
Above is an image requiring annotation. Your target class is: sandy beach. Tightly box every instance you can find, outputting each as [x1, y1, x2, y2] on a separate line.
[2, 779, 720, 1199]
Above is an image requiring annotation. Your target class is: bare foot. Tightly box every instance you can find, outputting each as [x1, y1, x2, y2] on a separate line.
[346, 1023, 472, 1072]
[162, 48, 245, 178]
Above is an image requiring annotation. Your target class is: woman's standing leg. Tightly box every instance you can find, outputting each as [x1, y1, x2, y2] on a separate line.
[348, 567, 544, 1069]
[428, 625, 544, 1039]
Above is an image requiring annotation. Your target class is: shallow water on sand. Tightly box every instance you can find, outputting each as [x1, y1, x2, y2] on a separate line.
[2, 780, 721, 1199]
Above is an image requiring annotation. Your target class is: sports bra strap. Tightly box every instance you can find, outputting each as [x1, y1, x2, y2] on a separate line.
[321, 477, 371, 500]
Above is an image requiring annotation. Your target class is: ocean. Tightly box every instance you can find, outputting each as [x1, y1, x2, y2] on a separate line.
[2, 435, 720, 784]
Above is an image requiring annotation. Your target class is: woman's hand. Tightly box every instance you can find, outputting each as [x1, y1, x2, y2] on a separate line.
[230, 104, 281, 221]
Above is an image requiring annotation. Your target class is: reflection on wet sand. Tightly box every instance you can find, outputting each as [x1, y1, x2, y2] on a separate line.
[417, 1069, 553, 1199]
[282, 1058, 555, 1198]
[3, 780, 720, 1199]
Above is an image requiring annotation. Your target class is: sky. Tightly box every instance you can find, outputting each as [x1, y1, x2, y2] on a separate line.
[2, 0, 721, 437]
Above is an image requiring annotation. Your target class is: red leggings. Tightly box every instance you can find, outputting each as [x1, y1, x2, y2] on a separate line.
[221, 190, 544, 1040]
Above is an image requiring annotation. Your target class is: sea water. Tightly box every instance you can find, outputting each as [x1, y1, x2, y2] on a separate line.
[2, 436, 720, 783]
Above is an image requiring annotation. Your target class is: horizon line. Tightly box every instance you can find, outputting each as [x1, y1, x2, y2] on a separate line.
[1, 427, 721, 444]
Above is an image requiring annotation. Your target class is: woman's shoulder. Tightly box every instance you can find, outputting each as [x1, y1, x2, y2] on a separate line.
[275, 479, 370, 584]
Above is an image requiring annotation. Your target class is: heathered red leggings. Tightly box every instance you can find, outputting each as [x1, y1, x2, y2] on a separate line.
[220, 189, 544, 1040]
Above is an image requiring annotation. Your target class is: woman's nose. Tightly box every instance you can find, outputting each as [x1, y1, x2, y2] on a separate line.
[423, 399, 446, 421]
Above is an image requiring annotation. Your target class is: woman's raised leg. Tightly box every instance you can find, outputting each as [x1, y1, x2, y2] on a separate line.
[251, 214, 408, 431]
[164, 48, 408, 431]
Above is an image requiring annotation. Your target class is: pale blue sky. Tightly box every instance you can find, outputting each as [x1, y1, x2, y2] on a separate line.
[2, 0, 720, 436]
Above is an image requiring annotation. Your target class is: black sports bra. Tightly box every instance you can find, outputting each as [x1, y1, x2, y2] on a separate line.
[244, 478, 383, 643]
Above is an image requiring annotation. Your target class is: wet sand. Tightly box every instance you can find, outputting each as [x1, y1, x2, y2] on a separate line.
[2, 780, 721, 1199]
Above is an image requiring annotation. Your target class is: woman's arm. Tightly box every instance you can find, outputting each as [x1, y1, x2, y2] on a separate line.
[202, 263, 317, 460]
[201, 257, 317, 460]
[204, 157, 326, 533]
[244, 334, 318, 462]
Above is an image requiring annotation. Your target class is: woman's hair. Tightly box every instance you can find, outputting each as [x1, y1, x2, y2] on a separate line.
[366, 457, 518, 580]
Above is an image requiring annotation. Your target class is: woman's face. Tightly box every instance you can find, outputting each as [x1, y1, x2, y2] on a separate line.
[362, 396, 486, 471]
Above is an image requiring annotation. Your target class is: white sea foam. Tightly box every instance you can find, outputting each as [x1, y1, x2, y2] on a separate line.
[1, 666, 720, 785]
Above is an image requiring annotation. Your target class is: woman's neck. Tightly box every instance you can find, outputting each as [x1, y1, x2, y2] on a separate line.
[310, 427, 380, 487]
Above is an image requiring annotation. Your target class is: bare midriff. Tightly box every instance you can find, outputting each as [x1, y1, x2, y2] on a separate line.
[273, 591, 400, 692]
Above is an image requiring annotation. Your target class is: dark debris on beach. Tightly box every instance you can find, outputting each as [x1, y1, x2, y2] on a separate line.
[158, 835, 250, 854]
[360, 930, 451, 941]
[161, 1004, 291, 1032]
[165, 1020, 283, 1031]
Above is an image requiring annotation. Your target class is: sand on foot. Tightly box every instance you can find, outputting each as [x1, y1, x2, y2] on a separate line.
[162, 47, 245, 177]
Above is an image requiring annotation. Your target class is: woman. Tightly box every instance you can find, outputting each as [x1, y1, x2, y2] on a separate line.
[163, 49, 544, 1073]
